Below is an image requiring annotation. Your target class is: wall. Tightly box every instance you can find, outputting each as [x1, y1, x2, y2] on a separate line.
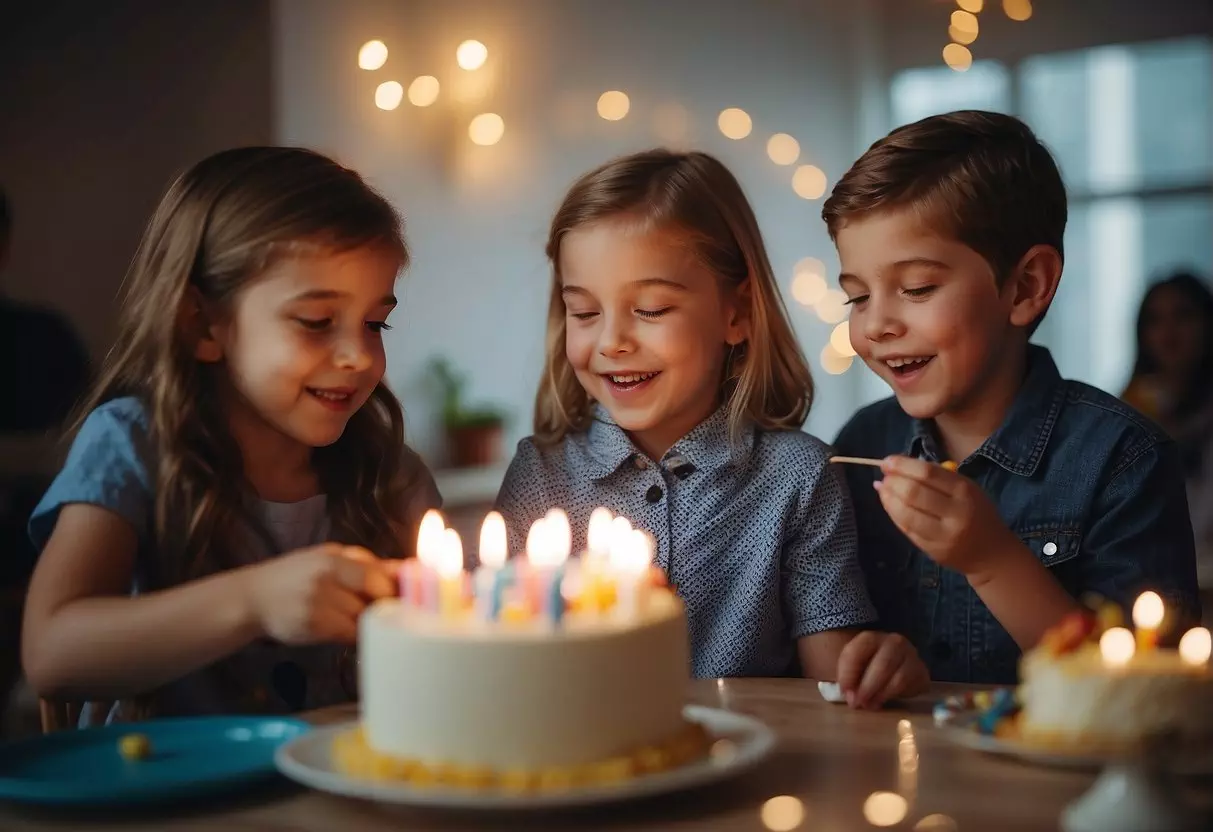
[274, 0, 873, 463]
[0, 0, 275, 364]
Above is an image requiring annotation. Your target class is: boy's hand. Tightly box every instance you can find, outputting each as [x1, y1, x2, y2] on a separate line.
[874, 455, 1017, 578]
[836, 631, 930, 709]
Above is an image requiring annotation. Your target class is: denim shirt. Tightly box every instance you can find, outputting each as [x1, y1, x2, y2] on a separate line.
[833, 345, 1201, 684]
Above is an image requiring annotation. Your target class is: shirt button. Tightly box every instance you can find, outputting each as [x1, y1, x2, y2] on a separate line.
[1043, 541, 1058, 556]
[645, 484, 664, 503]
[921, 574, 939, 588]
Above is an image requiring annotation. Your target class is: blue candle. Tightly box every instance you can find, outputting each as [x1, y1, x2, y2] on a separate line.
[490, 560, 514, 621]
[548, 563, 567, 627]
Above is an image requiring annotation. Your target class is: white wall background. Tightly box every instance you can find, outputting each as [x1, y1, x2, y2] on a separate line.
[274, 0, 874, 464]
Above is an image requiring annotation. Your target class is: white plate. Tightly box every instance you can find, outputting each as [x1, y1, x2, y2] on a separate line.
[940, 723, 1213, 774]
[274, 705, 775, 810]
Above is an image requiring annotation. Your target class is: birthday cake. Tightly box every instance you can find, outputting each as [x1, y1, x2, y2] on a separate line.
[1014, 596, 1213, 753]
[335, 508, 708, 790]
[945, 594, 1213, 754]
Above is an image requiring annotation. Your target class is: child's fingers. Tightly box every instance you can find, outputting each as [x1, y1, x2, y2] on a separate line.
[854, 635, 910, 708]
[319, 583, 369, 622]
[836, 631, 881, 698]
[315, 607, 359, 644]
[332, 549, 397, 599]
[876, 486, 943, 543]
[881, 455, 956, 493]
[876, 472, 949, 520]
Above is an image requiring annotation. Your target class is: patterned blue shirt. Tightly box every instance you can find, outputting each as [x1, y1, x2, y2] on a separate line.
[495, 405, 877, 678]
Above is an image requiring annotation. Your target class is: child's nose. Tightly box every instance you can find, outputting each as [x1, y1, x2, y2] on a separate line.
[596, 314, 634, 355]
[334, 335, 375, 371]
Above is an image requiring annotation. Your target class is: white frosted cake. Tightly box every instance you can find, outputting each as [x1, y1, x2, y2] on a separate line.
[1015, 604, 1213, 753]
[334, 508, 708, 790]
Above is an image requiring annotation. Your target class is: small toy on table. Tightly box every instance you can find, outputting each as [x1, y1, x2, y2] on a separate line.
[118, 733, 153, 761]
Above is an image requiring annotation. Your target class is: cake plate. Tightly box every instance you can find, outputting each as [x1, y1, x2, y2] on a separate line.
[941, 724, 1211, 831]
[274, 705, 775, 810]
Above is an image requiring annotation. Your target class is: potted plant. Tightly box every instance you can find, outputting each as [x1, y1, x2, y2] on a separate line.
[427, 357, 508, 468]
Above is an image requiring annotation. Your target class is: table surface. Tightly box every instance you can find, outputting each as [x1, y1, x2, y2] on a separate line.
[2, 678, 1208, 831]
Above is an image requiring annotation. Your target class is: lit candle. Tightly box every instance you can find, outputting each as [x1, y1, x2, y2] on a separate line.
[579, 507, 614, 613]
[538, 509, 572, 626]
[474, 511, 508, 622]
[611, 527, 653, 620]
[1099, 626, 1136, 668]
[1178, 627, 1211, 667]
[412, 509, 446, 612]
[437, 528, 465, 618]
[1132, 591, 1164, 651]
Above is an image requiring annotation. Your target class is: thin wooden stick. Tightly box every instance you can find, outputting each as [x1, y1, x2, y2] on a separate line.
[828, 455, 884, 468]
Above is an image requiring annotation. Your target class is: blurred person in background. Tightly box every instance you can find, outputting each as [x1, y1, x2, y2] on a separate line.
[1122, 271, 1213, 586]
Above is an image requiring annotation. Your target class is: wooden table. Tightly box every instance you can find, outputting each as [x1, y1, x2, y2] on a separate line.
[0, 678, 1180, 831]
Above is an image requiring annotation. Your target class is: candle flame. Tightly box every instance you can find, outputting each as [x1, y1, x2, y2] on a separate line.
[525, 517, 547, 564]
[1178, 627, 1211, 666]
[479, 511, 507, 568]
[609, 527, 653, 575]
[417, 509, 445, 567]
[437, 528, 464, 579]
[1132, 591, 1164, 629]
[1099, 626, 1136, 667]
[587, 507, 614, 555]
[545, 508, 571, 565]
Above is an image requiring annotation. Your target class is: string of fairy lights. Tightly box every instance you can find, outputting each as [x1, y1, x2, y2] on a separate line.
[944, 0, 1034, 72]
[352, 34, 905, 376]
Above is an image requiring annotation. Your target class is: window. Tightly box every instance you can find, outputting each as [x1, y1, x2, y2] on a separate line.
[888, 37, 1213, 394]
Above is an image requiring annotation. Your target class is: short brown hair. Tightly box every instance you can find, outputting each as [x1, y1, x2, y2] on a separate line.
[822, 110, 1066, 330]
[537, 148, 814, 445]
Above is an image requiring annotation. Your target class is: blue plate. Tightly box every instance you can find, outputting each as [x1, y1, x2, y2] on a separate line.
[0, 716, 310, 806]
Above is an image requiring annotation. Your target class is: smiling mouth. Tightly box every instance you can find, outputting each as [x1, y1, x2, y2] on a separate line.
[884, 357, 934, 376]
[602, 371, 660, 390]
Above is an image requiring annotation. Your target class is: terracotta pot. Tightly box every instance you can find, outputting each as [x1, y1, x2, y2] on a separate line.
[446, 423, 503, 468]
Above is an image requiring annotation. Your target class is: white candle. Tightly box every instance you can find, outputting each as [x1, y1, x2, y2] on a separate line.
[1178, 627, 1211, 667]
[474, 511, 508, 621]
[610, 527, 653, 620]
[532, 509, 571, 626]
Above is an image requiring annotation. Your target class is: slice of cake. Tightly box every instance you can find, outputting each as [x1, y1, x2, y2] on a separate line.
[1015, 597, 1213, 754]
[335, 507, 708, 791]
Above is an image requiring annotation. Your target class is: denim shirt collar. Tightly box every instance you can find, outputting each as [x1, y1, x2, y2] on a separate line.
[908, 344, 1066, 477]
[584, 403, 755, 479]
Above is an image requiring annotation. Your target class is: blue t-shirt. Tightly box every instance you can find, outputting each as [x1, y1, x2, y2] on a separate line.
[29, 396, 441, 724]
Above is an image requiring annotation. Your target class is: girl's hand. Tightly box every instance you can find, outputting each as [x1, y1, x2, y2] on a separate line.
[244, 544, 399, 645]
[836, 630, 931, 709]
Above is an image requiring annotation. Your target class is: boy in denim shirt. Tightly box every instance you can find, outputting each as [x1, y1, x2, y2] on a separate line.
[826, 110, 1200, 686]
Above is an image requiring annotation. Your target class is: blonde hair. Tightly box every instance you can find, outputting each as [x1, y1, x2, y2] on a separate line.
[73, 146, 419, 586]
[535, 148, 813, 446]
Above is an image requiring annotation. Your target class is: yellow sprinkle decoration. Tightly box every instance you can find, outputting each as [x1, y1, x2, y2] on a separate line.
[331, 720, 710, 792]
[118, 733, 152, 761]
[941, 460, 959, 472]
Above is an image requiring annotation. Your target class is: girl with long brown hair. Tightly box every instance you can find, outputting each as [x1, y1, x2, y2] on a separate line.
[22, 146, 439, 724]
[496, 148, 927, 706]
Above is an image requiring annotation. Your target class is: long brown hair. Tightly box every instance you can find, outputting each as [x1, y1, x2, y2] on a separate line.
[73, 146, 416, 585]
[536, 148, 814, 445]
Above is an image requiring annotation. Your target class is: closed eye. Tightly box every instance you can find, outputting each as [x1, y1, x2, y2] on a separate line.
[569, 311, 599, 321]
[903, 286, 936, 298]
[296, 317, 331, 332]
[636, 307, 672, 319]
[843, 295, 869, 306]
[367, 321, 393, 333]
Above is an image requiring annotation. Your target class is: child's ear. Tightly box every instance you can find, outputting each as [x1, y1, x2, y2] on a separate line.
[725, 277, 753, 346]
[179, 287, 225, 363]
[1006, 244, 1062, 329]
